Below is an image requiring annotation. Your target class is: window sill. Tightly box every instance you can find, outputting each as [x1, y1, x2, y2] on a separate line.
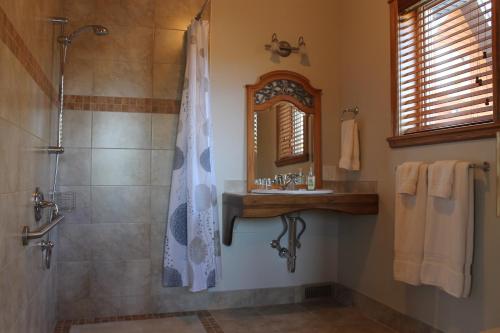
[387, 122, 500, 148]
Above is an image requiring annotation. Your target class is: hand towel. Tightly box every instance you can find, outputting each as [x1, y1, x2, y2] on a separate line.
[397, 162, 423, 195]
[339, 119, 360, 171]
[421, 162, 474, 298]
[428, 160, 458, 198]
[394, 163, 428, 285]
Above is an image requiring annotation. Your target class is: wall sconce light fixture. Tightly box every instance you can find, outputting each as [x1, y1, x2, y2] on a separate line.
[265, 33, 307, 58]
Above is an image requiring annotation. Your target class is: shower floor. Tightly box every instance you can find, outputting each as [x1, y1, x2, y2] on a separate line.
[55, 301, 396, 333]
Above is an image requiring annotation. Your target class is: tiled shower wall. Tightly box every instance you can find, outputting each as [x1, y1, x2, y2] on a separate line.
[62, 0, 206, 101]
[57, 110, 178, 319]
[0, 0, 62, 332]
[57, 0, 208, 320]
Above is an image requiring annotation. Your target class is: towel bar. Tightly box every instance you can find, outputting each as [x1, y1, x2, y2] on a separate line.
[22, 214, 65, 246]
[341, 107, 359, 120]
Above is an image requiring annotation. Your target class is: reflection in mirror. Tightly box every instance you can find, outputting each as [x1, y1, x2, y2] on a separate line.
[254, 101, 314, 180]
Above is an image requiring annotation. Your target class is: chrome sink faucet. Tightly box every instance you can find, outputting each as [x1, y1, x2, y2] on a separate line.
[275, 173, 300, 190]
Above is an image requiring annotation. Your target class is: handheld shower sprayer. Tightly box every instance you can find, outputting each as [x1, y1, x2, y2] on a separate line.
[57, 24, 109, 45]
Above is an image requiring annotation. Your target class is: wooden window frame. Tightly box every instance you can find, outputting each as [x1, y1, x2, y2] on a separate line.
[275, 103, 310, 167]
[387, 0, 500, 148]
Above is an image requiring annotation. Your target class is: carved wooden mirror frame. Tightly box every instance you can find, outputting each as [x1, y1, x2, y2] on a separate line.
[246, 70, 322, 192]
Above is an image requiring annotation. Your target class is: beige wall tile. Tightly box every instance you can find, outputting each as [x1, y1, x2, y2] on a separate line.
[59, 148, 92, 186]
[0, 41, 52, 142]
[153, 63, 184, 99]
[63, 0, 97, 24]
[0, 0, 60, 332]
[65, 24, 99, 61]
[92, 112, 152, 149]
[19, 85, 52, 142]
[0, 193, 20, 270]
[0, 43, 23, 125]
[26, 136, 51, 192]
[0, 120, 21, 194]
[91, 149, 151, 185]
[96, 0, 154, 28]
[150, 186, 170, 222]
[154, 0, 205, 30]
[62, 110, 92, 148]
[91, 186, 151, 223]
[57, 261, 92, 303]
[0, 0, 63, 86]
[152, 114, 178, 149]
[151, 149, 175, 186]
[89, 226, 150, 261]
[58, 224, 93, 261]
[94, 61, 153, 98]
[153, 29, 186, 64]
[96, 25, 154, 63]
[64, 58, 94, 96]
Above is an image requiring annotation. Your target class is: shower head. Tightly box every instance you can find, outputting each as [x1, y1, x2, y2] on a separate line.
[69, 25, 109, 39]
[58, 24, 109, 45]
[91, 25, 109, 36]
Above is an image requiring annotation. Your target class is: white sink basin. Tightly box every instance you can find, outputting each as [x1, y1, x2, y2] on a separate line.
[251, 189, 334, 195]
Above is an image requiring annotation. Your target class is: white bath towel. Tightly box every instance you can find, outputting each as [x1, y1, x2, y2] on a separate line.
[428, 160, 458, 198]
[394, 163, 428, 286]
[339, 119, 360, 171]
[397, 162, 423, 195]
[421, 162, 474, 298]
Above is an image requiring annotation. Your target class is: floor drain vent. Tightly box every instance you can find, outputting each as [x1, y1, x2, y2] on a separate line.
[305, 284, 332, 299]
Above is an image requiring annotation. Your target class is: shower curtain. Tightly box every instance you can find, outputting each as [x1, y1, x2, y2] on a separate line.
[163, 20, 221, 292]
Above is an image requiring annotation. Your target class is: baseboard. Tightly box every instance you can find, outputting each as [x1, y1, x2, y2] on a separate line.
[332, 283, 443, 333]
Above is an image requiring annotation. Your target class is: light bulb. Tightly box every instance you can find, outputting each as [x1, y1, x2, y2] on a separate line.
[270, 33, 280, 53]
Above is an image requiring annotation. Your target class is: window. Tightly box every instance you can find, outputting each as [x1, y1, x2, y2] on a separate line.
[275, 103, 309, 166]
[388, 0, 499, 147]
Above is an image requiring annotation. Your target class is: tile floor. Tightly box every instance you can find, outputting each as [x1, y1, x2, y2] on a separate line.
[69, 316, 206, 333]
[60, 301, 396, 333]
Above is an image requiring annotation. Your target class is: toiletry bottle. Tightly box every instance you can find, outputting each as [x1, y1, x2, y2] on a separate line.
[298, 168, 304, 185]
[307, 166, 316, 191]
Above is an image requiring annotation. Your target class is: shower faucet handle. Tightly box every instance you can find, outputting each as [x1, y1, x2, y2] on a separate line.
[32, 188, 58, 222]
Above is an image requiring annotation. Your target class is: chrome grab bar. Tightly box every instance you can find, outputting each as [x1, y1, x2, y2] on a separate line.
[33, 146, 65, 154]
[22, 214, 65, 246]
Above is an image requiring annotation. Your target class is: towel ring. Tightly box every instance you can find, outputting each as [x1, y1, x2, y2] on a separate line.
[341, 107, 359, 120]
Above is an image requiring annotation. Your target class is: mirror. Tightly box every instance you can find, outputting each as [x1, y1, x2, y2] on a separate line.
[246, 71, 322, 191]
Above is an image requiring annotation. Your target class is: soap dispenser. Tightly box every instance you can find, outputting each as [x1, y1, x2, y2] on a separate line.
[307, 166, 316, 191]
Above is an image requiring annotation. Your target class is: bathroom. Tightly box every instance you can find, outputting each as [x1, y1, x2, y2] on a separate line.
[0, 0, 499, 332]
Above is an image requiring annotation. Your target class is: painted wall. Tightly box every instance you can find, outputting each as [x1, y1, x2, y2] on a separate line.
[336, 1, 500, 332]
[210, 0, 341, 291]
[0, 0, 62, 332]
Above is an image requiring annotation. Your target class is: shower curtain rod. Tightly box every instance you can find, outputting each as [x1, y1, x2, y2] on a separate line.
[195, 0, 210, 20]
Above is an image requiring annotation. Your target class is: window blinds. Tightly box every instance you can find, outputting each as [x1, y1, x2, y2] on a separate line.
[277, 104, 306, 160]
[397, 0, 494, 135]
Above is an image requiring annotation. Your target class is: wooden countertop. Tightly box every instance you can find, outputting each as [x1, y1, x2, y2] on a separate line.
[222, 192, 379, 246]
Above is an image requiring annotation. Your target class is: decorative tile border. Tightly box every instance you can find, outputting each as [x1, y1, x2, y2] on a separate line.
[53, 310, 224, 333]
[0, 4, 58, 103]
[63, 95, 181, 114]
